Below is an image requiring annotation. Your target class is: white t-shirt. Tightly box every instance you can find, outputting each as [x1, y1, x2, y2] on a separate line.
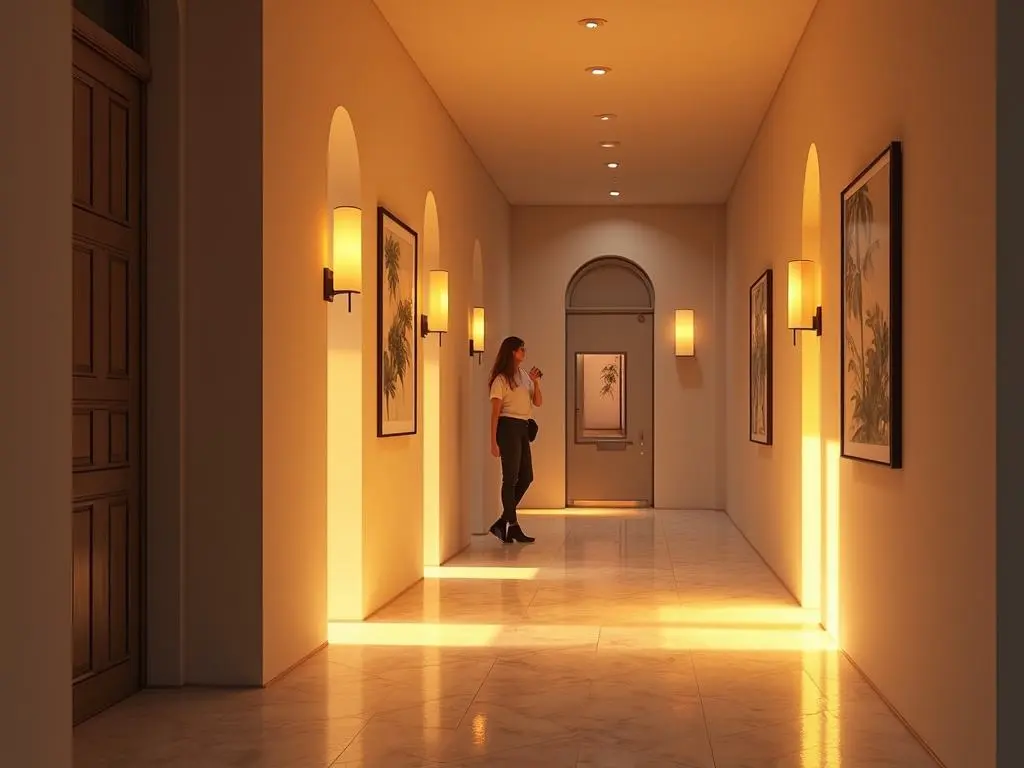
[489, 368, 533, 421]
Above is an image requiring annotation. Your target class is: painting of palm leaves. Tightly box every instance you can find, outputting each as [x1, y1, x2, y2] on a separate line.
[749, 269, 773, 445]
[840, 142, 903, 467]
[599, 362, 619, 397]
[377, 207, 418, 437]
[575, 352, 626, 440]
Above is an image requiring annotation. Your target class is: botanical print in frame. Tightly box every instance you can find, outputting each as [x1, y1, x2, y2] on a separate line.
[376, 206, 419, 438]
[749, 269, 773, 445]
[840, 141, 903, 467]
[576, 352, 627, 441]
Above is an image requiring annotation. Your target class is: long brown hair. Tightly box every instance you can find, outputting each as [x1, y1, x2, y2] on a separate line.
[488, 336, 524, 390]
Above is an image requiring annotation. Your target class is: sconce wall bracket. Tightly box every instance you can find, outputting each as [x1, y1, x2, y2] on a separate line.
[469, 340, 483, 364]
[421, 314, 446, 344]
[323, 267, 359, 312]
[791, 306, 823, 345]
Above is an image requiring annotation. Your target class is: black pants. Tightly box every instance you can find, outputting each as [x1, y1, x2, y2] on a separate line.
[496, 416, 533, 523]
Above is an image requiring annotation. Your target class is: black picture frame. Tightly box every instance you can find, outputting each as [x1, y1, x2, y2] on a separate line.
[839, 141, 903, 468]
[376, 206, 419, 438]
[749, 268, 773, 445]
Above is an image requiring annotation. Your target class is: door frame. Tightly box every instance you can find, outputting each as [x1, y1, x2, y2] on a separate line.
[563, 256, 656, 508]
[72, 6, 151, 702]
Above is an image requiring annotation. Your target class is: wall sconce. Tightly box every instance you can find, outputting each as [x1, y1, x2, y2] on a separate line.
[323, 206, 361, 311]
[674, 309, 695, 357]
[469, 306, 485, 364]
[420, 269, 450, 343]
[787, 259, 822, 344]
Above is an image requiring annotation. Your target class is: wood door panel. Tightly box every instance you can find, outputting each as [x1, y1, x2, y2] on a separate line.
[71, 34, 142, 724]
[106, 97, 131, 224]
[72, 243, 96, 375]
[72, 506, 94, 678]
[72, 78, 95, 207]
[107, 253, 130, 377]
[72, 410, 94, 468]
[107, 499, 131, 665]
[71, 406, 132, 473]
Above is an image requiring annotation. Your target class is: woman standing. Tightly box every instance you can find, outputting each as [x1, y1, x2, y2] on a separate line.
[488, 336, 543, 544]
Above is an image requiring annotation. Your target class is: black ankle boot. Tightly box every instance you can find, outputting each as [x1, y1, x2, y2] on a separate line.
[489, 519, 512, 544]
[507, 523, 535, 543]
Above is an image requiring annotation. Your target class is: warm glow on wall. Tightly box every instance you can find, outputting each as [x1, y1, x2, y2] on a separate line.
[323, 206, 362, 309]
[787, 259, 822, 335]
[470, 306, 485, 360]
[824, 439, 842, 638]
[675, 309, 695, 357]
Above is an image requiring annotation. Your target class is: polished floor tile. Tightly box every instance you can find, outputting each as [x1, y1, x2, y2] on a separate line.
[74, 509, 939, 767]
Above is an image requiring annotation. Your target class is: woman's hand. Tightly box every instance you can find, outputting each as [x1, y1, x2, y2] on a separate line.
[491, 441, 501, 458]
[528, 366, 543, 381]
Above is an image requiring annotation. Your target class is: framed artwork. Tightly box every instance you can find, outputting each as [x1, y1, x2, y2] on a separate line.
[840, 141, 903, 467]
[749, 268, 773, 445]
[573, 352, 627, 442]
[376, 206, 419, 438]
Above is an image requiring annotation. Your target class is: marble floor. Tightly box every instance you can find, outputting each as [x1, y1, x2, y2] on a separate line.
[74, 509, 939, 767]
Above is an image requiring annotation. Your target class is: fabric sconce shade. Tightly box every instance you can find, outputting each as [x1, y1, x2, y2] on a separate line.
[470, 307, 485, 355]
[427, 270, 449, 333]
[787, 259, 819, 330]
[675, 309, 695, 357]
[332, 206, 362, 292]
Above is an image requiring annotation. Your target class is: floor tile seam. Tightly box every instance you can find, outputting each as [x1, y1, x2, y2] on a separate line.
[326, 714, 376, 767]
[687, 652, 719, 768]
[457, 657, 500, 730]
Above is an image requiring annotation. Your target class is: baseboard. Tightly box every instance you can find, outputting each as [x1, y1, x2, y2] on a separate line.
[721, 510, 802, 607]
[263, 641, 328, 688]
[840, 651, 947, 768]
[721, 512, 946, 768]
[440, 540, 472, 562]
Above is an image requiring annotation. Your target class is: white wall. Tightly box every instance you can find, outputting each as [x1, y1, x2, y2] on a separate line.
[725, 1, 995, 766]
[261, 0, 511, 660]
[181, 0, 265, 687]
[145, 0, 187, 686]
[144, 0, 512, 685]
[511, 206, 727, 510]
[0, 1, 72, 764]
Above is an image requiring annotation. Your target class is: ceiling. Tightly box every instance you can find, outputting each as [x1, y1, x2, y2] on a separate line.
[372, 1, 818, 206]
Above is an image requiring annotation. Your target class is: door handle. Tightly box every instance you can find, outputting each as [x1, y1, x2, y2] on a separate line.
[639, 430, 645, 456]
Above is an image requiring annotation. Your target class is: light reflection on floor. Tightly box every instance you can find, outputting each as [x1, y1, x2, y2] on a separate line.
[74, 509, 938, 767]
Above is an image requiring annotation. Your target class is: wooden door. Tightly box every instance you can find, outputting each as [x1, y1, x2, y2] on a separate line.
[71, 36, 143, 724]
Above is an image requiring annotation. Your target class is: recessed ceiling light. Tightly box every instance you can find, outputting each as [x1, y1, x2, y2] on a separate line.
[609, 190, 621, 197]
[599, 141, 619, 149]
[606, 162, 620, 169]
[596, 113, 617, 121]
[578, 18, 607, 29]
[586, 66, 611, 76]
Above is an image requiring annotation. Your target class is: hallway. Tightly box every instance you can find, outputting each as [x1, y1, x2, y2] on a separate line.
[74, 510, 937, 767]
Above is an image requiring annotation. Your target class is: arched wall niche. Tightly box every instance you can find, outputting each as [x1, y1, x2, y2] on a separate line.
[326, 105, 364, 621]
[467, 240, 486, 534]
[800, 142, 841, 638]
[797, 142, 828, 629]
[422, 191, 442, 566]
